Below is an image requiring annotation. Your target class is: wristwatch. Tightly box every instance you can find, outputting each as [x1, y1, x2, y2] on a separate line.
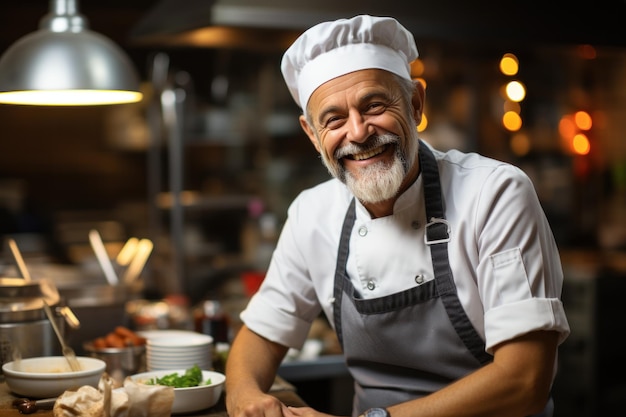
[362, 408, 390, 417]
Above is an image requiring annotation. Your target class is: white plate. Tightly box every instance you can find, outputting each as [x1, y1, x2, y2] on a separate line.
[147, 333, 213, 348]
[147, 359, 212, 369]
[138, 330, 206, 340]
[146, 346, 211, 356]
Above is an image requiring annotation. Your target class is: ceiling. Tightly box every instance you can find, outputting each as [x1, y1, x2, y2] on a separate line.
[2, 0, 626, 53]
[1, 0, 625, 87]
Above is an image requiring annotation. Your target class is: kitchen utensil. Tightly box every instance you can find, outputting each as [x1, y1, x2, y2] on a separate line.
[116, 237, 139, 267]
[38, 278, 81, 329]
[123, 238, 153, 285]
[7, 238, 31, 282]
[88, 229, 119, 285]
[12, 396, 57, 412]
[42, 301, 81, 371]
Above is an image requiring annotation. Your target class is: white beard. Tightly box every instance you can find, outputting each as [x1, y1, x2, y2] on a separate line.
[344, 149, 406, 203]
[320, 131, 419, 204]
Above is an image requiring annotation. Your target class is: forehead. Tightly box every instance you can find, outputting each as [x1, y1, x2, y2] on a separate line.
[307, 69, 398, 111]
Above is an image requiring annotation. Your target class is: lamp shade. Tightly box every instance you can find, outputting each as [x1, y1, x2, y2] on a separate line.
[0, 0, 143, 106]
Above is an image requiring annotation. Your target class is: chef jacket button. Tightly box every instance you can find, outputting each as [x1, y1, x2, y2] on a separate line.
[415, 274, 425, 284]
[366, 280, 376, 290]
[358, 226, 368, 237]
[411, 220, 420, 230]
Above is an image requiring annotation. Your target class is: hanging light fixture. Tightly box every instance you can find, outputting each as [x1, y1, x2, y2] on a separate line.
[0, 0, 143, 106]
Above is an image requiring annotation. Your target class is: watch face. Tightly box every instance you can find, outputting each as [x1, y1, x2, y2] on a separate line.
[365, 408, 389, 417]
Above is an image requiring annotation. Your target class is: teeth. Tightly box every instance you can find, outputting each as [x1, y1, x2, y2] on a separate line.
[352, 145, 386, 161]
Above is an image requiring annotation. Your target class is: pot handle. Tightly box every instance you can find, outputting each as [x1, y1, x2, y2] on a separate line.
[57, 305, 81, 329]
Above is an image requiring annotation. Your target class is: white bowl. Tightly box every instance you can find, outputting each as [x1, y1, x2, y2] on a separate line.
[2, 356, 106, 398]
[129, 369, 225, 414]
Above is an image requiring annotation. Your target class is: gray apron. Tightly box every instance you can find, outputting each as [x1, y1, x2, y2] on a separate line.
[331, 141, 552, 416]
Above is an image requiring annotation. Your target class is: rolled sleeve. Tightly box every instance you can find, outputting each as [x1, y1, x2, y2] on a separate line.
[241, 295, 313, 349]
[484, 297, 570, 354]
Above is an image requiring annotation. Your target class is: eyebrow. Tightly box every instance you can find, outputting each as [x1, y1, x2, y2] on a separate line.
[316, 105, 341, 126]
[315, 90, 391, 126]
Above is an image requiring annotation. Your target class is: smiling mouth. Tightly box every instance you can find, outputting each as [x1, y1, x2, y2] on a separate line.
[347, 144, 389, 161]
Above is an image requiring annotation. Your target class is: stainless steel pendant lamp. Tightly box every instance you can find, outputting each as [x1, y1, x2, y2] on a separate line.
[0, 0, 143, 106]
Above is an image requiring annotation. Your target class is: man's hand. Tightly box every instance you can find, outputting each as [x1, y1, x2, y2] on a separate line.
[225, 326, 291, 417]
[227, 391, 287, 417]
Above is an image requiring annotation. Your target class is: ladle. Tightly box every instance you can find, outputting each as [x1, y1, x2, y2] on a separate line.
[42, 301, 82, 372]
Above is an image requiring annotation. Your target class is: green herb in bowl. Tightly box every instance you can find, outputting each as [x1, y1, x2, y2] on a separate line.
[146, 365, 211, 388]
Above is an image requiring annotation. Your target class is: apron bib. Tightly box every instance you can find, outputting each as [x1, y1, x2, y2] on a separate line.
[331, 141, 551, 417]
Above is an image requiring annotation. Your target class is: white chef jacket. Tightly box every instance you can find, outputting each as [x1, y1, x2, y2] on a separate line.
[241, 144, 570, 354]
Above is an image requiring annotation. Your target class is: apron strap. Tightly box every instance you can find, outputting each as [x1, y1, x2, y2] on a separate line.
[418, 141, 493, 365]
[333, 198, 356, 349]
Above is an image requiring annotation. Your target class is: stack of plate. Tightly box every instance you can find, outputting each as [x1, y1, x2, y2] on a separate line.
[139, 330, 213, 371]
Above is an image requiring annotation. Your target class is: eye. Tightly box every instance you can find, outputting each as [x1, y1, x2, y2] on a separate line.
[324, 115, 345, 130]
[365, 102, 386, 114]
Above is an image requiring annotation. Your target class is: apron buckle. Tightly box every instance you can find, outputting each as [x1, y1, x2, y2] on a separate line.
[424, 217, 451, 245]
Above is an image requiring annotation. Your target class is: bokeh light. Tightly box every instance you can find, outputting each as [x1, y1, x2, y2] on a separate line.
[574, 110, 592, 130]
[410, 59, 425, 77]
[505, 80, 526, 102]
[499, 53, 519, 76]
[572, 133, 591, 155]
[503, 111, 522, 131]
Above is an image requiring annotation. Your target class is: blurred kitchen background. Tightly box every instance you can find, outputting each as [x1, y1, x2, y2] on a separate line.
[1, 1, 626, 415]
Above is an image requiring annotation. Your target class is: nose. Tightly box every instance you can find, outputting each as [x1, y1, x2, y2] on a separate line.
[345, 108, 374, 143]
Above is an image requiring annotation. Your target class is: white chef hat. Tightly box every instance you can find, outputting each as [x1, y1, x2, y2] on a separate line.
[281, 14, 419, 109]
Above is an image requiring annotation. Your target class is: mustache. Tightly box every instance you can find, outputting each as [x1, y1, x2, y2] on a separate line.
[334, 133, 400, 160]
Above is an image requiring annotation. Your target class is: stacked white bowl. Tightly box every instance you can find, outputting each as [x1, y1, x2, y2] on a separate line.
[139, 330, 213, 371]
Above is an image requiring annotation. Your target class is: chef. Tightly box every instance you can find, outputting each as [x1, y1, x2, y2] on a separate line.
[225, 14, 570, 417]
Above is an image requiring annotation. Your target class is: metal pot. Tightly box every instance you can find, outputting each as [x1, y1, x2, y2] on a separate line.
[0, 277, 80, 374]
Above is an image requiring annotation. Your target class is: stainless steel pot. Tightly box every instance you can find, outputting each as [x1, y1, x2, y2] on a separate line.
[0, 277, 79, 374]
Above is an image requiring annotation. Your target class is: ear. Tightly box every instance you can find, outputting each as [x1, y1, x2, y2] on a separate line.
[299, 114, 321, 153]
[411, 80, 426, 125]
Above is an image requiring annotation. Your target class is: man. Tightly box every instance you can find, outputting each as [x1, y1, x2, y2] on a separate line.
[225, 15, 570, 417]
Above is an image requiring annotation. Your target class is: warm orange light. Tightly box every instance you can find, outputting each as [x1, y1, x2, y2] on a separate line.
[574, 110, 592, 130]
[558, 115, 577, 140]
[499, 53, 519, 76]
[417, 112, 428, 132]
[411, 59, 425, 77]
[572, 133, 591, 155]
[502, 111, 522, 131]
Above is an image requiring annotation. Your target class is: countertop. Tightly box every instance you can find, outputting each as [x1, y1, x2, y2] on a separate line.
[0, 378, 305, 416]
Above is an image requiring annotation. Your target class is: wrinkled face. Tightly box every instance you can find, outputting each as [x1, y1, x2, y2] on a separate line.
[300, 69, 423, 204]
